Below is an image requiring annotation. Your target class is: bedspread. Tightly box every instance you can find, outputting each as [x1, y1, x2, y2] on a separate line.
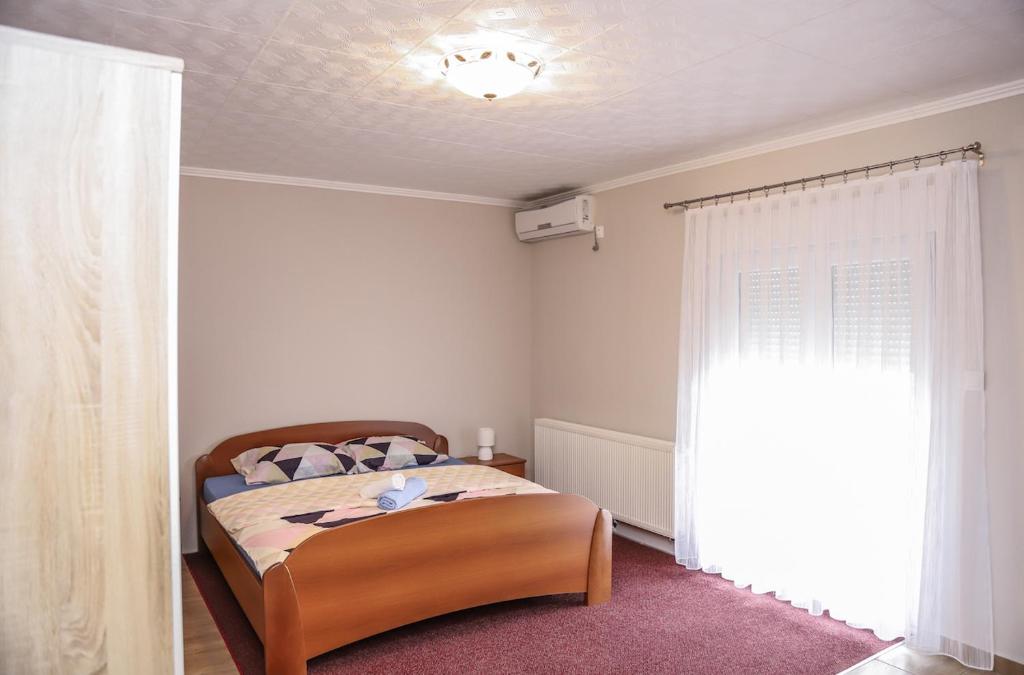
[207, 464, 553, 576]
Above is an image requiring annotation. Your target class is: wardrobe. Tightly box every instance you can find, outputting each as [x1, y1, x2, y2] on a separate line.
[0, 26, 182, 673]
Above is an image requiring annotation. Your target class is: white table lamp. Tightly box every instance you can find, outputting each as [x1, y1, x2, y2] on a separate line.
[477, 427, 495, 461]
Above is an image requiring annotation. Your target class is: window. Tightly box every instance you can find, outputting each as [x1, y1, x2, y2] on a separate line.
[742, 266, 801, 361]
[832, 259, 912, 370]
[739, 258, 912, 369]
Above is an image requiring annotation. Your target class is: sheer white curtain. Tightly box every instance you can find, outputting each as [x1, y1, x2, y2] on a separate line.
[673, 160, 993, 669]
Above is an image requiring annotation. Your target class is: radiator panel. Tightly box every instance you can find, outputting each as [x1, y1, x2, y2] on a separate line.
[534, 419, 674, 537]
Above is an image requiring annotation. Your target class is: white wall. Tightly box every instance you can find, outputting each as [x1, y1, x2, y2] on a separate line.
[178, 178, 530, 552]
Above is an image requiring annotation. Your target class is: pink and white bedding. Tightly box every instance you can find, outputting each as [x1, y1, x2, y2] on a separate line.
[207, 464, 552, 576]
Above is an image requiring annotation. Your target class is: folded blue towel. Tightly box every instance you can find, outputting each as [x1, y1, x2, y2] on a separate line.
[377, 476, 427, 511]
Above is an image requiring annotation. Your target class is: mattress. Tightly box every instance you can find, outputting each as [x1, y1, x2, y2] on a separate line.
[203, 457, 466, 503]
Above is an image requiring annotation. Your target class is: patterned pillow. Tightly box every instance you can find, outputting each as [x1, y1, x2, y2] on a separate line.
[231, 442, 348, 485]
[339, 435, 448, 473]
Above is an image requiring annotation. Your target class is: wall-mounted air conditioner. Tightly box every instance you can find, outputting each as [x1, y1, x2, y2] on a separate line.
[515, 195, 594, 242]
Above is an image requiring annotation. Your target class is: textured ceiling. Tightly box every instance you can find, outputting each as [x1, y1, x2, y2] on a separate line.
[3, 0, 1023, 201]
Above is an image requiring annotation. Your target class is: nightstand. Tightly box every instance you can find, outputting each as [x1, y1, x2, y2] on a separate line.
[461, 453, 526, 478]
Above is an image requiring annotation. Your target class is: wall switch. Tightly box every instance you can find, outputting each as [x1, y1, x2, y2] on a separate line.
[596, 225, 606, 239]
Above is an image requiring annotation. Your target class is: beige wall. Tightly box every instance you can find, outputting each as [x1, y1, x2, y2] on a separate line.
[178, 178, 530, 552]
[532, 94, 1024, 662]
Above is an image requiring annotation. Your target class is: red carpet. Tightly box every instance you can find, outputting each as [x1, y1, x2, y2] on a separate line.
[185, 536, 893, 674]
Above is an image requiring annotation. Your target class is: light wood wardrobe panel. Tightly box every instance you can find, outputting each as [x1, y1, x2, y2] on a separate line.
[0, 28, 182, 674]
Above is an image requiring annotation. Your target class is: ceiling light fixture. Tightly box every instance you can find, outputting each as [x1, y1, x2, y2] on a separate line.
[440, 48, 542, 101]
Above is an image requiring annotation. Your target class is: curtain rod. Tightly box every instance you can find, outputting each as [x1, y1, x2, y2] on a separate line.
[663, 141, 984, 210]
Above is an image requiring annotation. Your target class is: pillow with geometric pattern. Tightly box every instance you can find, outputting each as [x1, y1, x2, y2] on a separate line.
[339, 435, 448, 473]
[231, 442, 349, 485]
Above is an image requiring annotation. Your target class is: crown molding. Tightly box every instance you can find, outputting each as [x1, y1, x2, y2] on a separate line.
[525, 78, 1024, 208]
[179, 166, 527, 208]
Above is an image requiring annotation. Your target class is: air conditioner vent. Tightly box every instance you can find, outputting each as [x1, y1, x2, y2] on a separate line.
[514, 195, 595, 242]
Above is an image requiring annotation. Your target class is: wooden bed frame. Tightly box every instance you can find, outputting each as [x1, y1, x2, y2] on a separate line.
[195, 420, 612, 675]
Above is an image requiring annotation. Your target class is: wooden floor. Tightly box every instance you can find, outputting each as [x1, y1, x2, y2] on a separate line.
[183, 565, 237, 674]
[182, 561, 1013, 675]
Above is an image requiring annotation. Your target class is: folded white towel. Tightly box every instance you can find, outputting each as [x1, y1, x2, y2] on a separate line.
[359, 473, 406, 499]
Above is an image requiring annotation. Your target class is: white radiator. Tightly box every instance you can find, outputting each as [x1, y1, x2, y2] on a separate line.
[534, 418, 674, 537]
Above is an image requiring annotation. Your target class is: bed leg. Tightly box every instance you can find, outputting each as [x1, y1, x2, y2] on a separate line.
[586, 508, 612, 606]
[263, 564, 307, 675]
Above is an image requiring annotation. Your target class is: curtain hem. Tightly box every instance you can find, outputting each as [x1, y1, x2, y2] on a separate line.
[673, 561, 907, 643]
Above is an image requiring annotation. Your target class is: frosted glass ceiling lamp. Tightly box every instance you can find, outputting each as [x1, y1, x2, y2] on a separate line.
[440, 48, 542, 100]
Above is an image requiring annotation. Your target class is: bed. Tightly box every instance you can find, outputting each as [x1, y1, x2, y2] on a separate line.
[195, 420, 612, 675]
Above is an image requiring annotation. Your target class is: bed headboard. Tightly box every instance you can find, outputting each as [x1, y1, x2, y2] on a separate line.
[194, 420, 448, 506]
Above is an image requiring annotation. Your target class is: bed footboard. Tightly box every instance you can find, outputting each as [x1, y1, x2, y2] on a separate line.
[262, 493, 611, 675]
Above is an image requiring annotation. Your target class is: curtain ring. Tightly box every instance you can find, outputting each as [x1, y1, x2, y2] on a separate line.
[699, 197, 704, 209]
[730, 194, 734, 203]
[842, 170, 848, 184]
[782, 184, 787, 194]
[801, 179, 806, 191]
[747, 189, 752, 201]
[820, 175, 825, 188]
[763, 186, 769, 198]
[865, 166, 870, 180]
[939, 151, 947, 166]
[889, 161, 895, 175]
[715, 195, 719, 205]
[913, 156, 921, 171]
[961, 148, 967, 162]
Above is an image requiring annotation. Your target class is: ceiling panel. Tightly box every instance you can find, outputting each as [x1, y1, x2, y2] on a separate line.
[545, 81, 800, 153]
[850, 13, 1024, 99]
[677, 0, 858, 39]
[3, 0, 1022, 201]
[243, 39, 387, 92]
[0, 0, 118, 45]
[571, 4, 758, 76]
[271, 0, 448, 53]
[182, 72, 240, 111]
[221, 80, 342, 121]
[453, 0, 668, 49]
[923, 0, 1024, 20]
[91, 0, 293, 35]
[330, 96, 527, 143]
[768, 0, 963, 66]
[534, 49, 661, 104]
[376, 0, 475, 17]
[322, 96, 652, 165]
[112, 11, 266, 76]
[540, 105, 667, 149]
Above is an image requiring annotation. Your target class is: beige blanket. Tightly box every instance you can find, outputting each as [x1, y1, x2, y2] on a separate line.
[208, 465, 552, 576]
